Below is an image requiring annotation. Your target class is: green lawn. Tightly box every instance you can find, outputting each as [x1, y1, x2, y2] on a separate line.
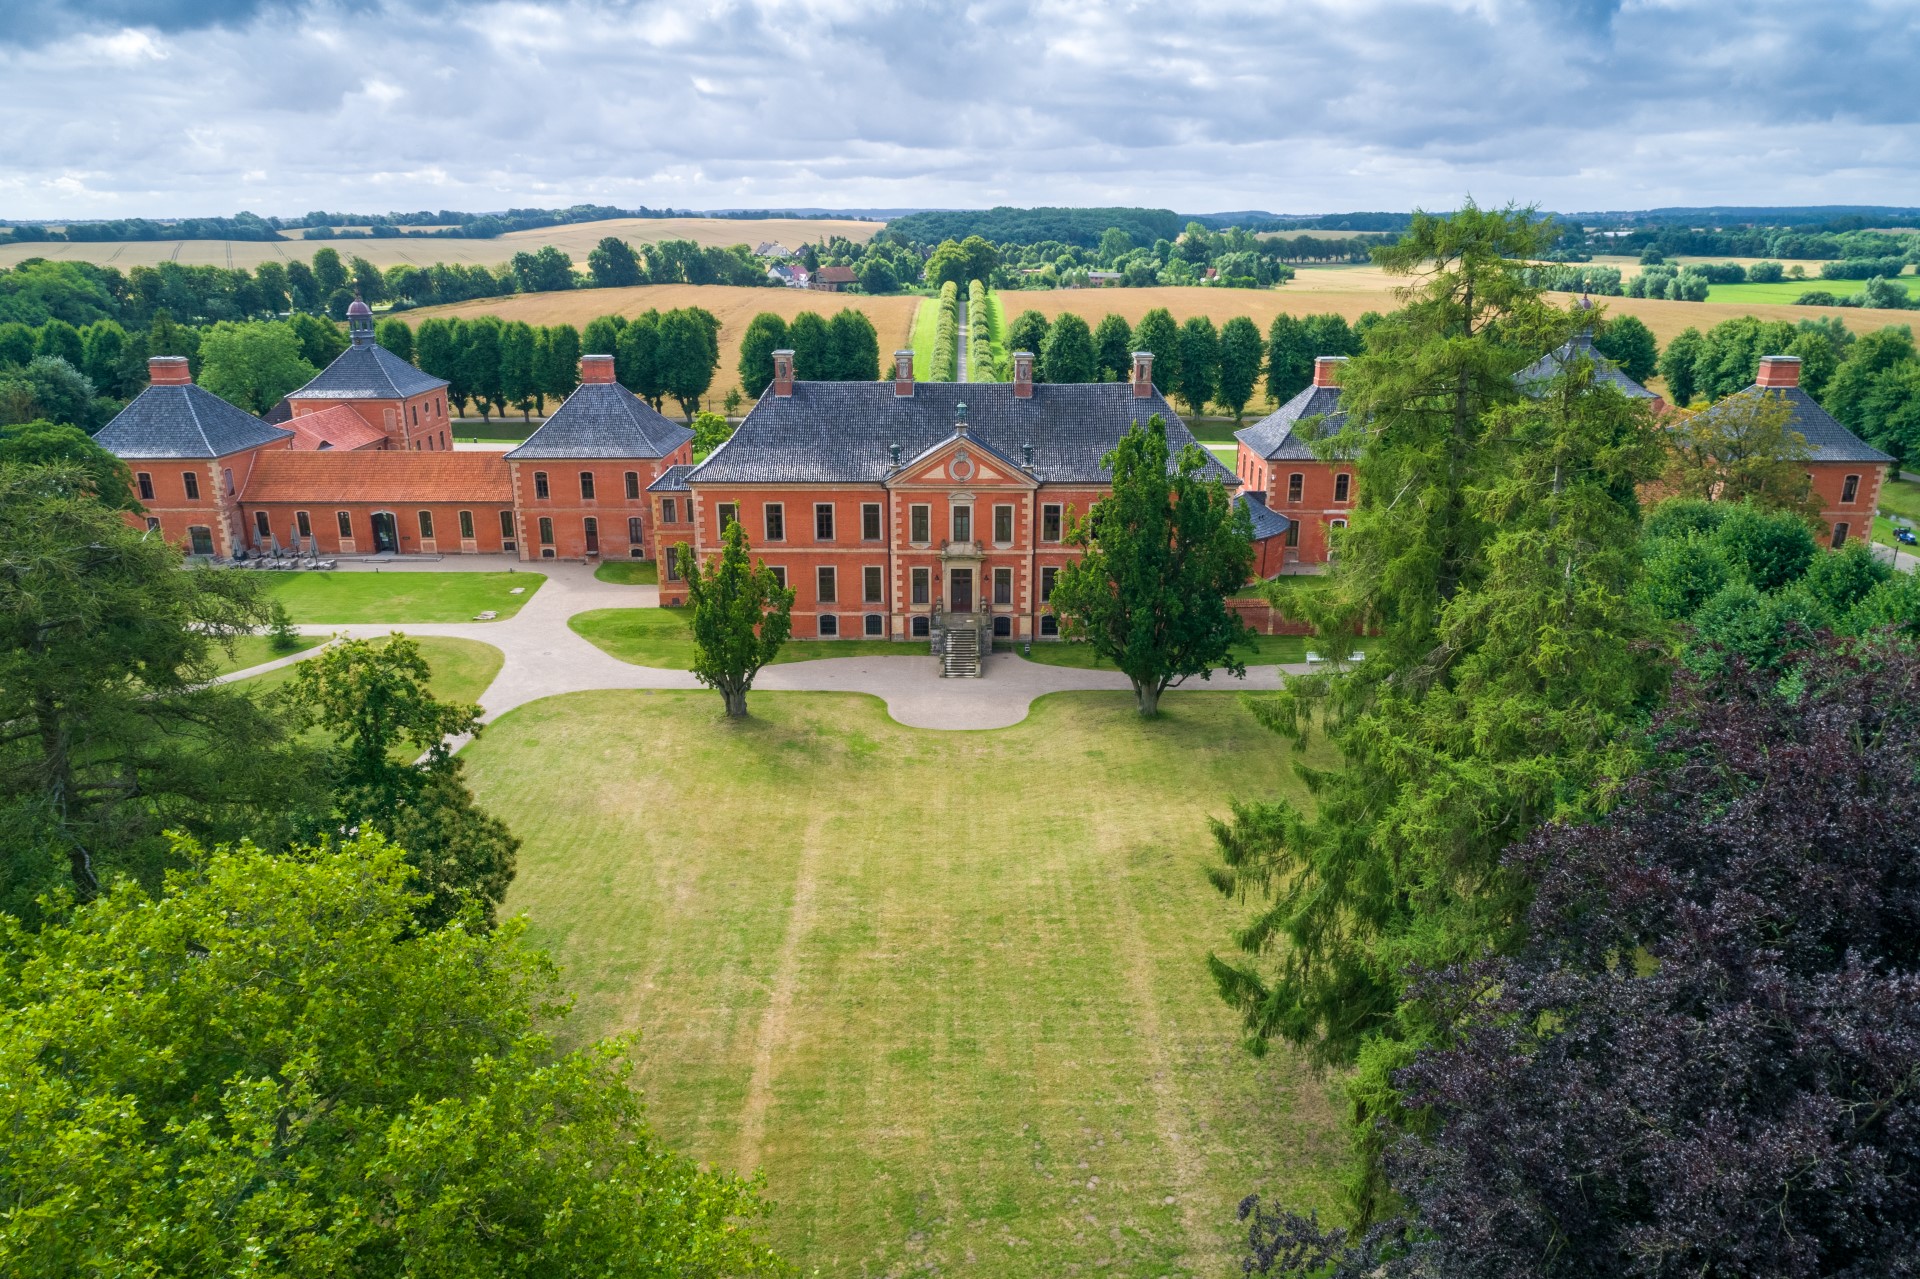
[236, 635, 503, 708]
[265, 571, 544, 623]
[461, 690, 1345, 1276]
[1878, 476, 1920, 523]
[206, 633, 320, 677]
[910, 297, 940, 381]
[571, 607, 920, 667]
[594, 560, 659, 586]
[1009, 632, 1313, 668]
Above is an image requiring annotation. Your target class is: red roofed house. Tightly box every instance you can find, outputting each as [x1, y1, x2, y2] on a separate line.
[810, 265, 857, 292]
[284, 297, 454, 451]
[237, 451, 515, 555]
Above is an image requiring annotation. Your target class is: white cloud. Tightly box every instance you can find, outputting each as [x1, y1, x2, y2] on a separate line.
[0, 0, 1917, 219]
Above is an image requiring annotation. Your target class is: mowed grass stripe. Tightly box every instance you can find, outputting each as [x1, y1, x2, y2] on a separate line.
[463, 689, 1344, 1277]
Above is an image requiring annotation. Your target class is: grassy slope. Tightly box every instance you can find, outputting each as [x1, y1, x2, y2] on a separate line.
[1878, 476, 1920, 523]
[236, 635, 504, 709]
[594, 560, 659, 586]
[207, 633, 321, 676]
[570, 607, 909, 666]
[266, 571, 544, 623]
[463, 690, 1345, 1276]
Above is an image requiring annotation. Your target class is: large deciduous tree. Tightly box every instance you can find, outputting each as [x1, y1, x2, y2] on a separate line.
[1039, 311, 1097, 383]
[676, 519, 793, 719]
[1217, 315, 1264, 421]
[1240, 639, 1920, 1279]
[1093, 313, 1133, 382]
[1049, 415, 1255, 717]
[1174, 316, 1220, 414]
[1131, 306, 1180, 393]
[0, 834, 783, 1277]
[285, 635, 517, 930]
[196, 320, 317, 414]
[1664, 388, 1821, 517]
[659, 306, 719, 419]
[738, 311, 788, 397]
[586, 234, 646, 287]
[0, 421, 138, 511]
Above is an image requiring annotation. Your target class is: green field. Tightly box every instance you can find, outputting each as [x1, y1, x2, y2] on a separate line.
[265, 571, 544, 623]
[207, 633, 320, 677]
[594, 560, 659, 586]
[461, 689, 1345, 1275]
[1705, 272, 1919, 305]
[236, 635, 503, 709]
[571, 607, 917, 667]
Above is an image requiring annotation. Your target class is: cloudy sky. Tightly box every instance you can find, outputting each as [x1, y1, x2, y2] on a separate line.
[4, 0, 1918, 220]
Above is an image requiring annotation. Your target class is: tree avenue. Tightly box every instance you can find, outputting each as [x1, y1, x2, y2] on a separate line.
[677, 518, 794, 718]
[1049, 415, 1255, 717]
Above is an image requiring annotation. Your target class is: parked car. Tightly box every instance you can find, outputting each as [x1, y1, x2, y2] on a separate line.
[1896, 527, 1917, 546]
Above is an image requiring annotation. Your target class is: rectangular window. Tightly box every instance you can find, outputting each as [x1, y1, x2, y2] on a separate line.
[1841, 474, 1860, 504]
[993, 504, 1014, 543]
[539, 516, 554, 545]
[459, 510, 475, 539]
[817, 565, 837, 604]
[718, 502, 738, 529]
[666, 546, 683, 581]
[418, 510, 434, 539]
[864, 565, 883, 603]
[1334, 473, 1351, 503]
[533, 471, 549, 499]
[183, 471, 200, 501]
[910, 504, 930, 543]
[952, 505, 972, 542]
[337, 510, 353, 539]
[770, 566, 787, 589]
[911, 566, 930, 605]
[136, 472, 154, 501]
[1041, 503, 1062, 542]
[628, 516, 644, 544]
[579, 471, 596, 500]
[764, 503, 785, 541]
[912, 615, 930, 638]
[819, 614, 839, 637]
[223, 468, 234, 495]
[255, 511, 270, 540]
[1040, 566, 1057, 602]
[864, 614, 884, 637]
[499, 510, 515, 539]
[993, 567, 1012, 605]
[815, 503, 835, 541]
[296, 510, 312, 539]
[1287, 473, 1304, 504]
[625, 471, 640, 500]
[145, 516, 160, 531]
[1284, 521, 1300, 548]
[1040, 614, 1059, 637]
[862, 502, 882, 541]
[662, 498, 677, 523]
[1832, 522, 1850, 549]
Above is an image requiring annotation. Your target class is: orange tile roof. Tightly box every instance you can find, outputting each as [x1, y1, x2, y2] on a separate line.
[286, 404, 389, 452]
[241, 450, 511, 505]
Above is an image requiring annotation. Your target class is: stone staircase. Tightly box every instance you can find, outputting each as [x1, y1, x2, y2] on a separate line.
[942, 623, 981, 678]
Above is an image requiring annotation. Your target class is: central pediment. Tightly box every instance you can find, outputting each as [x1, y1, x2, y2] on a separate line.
[887, 432, 1037, 489]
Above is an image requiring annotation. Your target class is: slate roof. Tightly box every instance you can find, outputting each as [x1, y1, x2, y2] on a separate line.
[239, 451, 511, 504]
[1698, 385, 1893, 464]
[689, 380, 1235, 486]
[288, 340, 447, 401]
[502, 382, 693, 460]
[647, 463, 697, 492]
[1515, 329, 1656, 399]
[285, 404, 388, 452]
[1235, 383, 1351, 462]
[95, 384, 294, 459]
[1238, 492, 1293, 541]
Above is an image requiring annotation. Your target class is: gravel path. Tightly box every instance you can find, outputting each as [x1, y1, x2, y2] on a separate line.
[221, 555, 1310, 731]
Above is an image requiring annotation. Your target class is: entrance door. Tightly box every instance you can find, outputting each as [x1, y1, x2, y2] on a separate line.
[188, 526, 214, 556]
[371, 511, 398, 553]
[949, 567, 973, 613]
[584, 516, 600, 555]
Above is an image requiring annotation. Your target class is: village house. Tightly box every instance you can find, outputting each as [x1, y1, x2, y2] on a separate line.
[1233, 355, 1357, 569]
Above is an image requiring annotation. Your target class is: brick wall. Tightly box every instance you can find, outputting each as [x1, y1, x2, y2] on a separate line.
[510, 448, 693, 563]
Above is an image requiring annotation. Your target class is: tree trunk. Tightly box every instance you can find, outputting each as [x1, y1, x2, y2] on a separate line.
[724, 688, 749, 718]
[1133, 681, 1162, 718]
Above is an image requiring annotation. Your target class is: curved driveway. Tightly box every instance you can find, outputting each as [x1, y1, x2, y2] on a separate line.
[227, 556, 1310, 731]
